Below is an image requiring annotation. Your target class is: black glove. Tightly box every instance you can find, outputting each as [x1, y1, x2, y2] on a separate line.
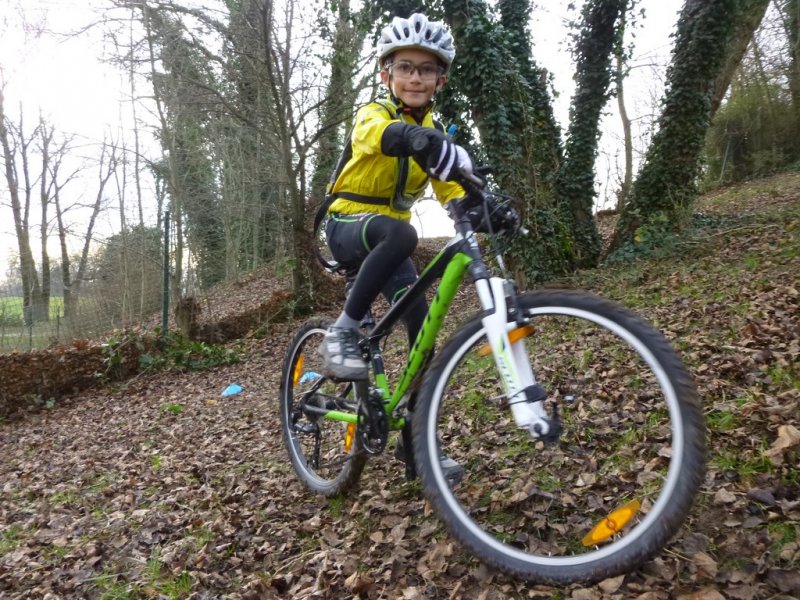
[382, 123, 478, 183]
[466, 199, 520, 234]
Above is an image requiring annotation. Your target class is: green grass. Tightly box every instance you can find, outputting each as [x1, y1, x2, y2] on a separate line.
[706, 409, 740, 432]
[189, 526, 214, 547]
[150, 455, 163, 471]
[0, 524, 25, 556]
[711, 450, 774, 481]
[92, 573, 132, 600]
[326, 494, 346, 518]
[159, 572, 193, 598]
[768, 521, 798, 549]
[765, 365, 800, 389]
[48, 488, 79, 506]
[0, 296, 65, 321]
[88, 472, 120, 494]
[160, 402, 184, 416]
[42, 543, 70, 562]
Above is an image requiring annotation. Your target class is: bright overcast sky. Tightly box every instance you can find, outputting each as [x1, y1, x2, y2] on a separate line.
[0, 0, 683, 272]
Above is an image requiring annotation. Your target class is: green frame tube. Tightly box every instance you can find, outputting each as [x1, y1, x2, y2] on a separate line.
[316, 250, 473, 428]
[386, 251, 472, 425]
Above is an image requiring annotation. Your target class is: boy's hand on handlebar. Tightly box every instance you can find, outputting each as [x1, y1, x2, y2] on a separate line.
[397, 124, 482, 185]
[427, 140, 481, 184]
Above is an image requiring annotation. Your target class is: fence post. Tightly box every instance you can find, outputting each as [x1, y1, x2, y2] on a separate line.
[162, 210, 170, 342]
[25, 305, 32, 350]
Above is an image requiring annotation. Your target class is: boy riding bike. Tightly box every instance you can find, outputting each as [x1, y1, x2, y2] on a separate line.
[317, 13, 481, 483]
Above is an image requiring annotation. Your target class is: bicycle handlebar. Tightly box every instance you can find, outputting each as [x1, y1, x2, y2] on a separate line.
[452, 168, 524, 237]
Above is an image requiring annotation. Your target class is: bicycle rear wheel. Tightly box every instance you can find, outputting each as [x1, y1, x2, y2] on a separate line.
[413, 290, 706, 584]
[280, 318, 368, 496]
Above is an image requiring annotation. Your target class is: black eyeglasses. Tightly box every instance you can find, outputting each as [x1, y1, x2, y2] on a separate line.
[387, 60, 444, 81]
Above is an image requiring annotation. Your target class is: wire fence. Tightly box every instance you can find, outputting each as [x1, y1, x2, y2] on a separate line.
[0, 214, 175, 353]
[0, 282, 160, 352]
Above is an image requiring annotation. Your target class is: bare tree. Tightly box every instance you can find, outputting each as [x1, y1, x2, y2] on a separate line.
[54, 137, 118, 320]
[49, 138, 82, 321]
[0, 89, 42, 325]
[37, 117, 55, 321]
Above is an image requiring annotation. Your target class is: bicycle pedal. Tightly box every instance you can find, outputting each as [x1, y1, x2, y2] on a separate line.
[293, 422, 319, 435]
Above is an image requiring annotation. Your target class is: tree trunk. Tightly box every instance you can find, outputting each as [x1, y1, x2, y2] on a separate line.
[609, 0, 766, 255]
[54, 185, 76, 320]
[710, 0, 772, 117]
[309, 0, 367, 205]
[615, 35, 633, 211]
[38, 122, 54, 322]
[782, 0, 800, 124]
[0, 93, 40, 326]
[556, 0, 627, 268]
[444, 0, 573, 285]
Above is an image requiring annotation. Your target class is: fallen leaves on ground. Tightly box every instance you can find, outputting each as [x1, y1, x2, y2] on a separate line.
[1, 173, 799, 598]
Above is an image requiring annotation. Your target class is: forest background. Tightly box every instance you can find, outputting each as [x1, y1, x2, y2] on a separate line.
[0, 0, 798, 352]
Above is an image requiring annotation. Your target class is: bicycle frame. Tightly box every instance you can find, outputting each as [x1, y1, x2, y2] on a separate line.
[317, 219, 553, 437]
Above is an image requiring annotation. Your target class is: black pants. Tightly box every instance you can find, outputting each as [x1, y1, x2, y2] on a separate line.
[326, 213, 427, 345]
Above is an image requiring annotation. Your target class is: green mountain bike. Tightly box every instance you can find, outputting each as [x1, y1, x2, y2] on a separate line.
[279, 178, 706, 585]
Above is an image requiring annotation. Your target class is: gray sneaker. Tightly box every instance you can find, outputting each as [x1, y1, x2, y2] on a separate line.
[318, 326, 368, 381]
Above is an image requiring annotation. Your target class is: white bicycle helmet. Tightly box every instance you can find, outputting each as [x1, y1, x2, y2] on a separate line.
[377, 13, 455, 68]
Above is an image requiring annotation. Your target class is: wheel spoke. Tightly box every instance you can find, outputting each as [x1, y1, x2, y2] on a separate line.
[414, 291, 705, 584]
[280, 319, 369, 496]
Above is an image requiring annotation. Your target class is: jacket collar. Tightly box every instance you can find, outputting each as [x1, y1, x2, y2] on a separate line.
[385, 94, 435, 124]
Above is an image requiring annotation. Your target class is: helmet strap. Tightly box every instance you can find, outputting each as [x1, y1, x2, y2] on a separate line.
[387, 90, 435, 124]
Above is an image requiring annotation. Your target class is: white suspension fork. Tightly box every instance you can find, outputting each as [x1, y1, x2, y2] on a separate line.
[475, 277, 551, 437]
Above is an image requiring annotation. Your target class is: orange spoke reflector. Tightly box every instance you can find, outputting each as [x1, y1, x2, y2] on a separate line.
[344, 423, 356, 452]
[293, 354, 305, 385]
[582, 499, 642, 547]
[477, 325, 535, 356]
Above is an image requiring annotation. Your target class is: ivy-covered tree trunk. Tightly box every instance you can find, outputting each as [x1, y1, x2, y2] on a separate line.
[444, 0, 573, 285]
[556, 0, 627, 268]
[608, 0, 760, 255]
[143, 6, 224, 288]
[225, 0, 284, 272]
[710, 0, 771, 116]
[496, 0, 563, 173]
[309, 0, 370, 205]
[784, 0, 800, 125]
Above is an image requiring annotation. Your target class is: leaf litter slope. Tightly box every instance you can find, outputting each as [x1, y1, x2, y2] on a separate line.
[1, 173, 799, 599]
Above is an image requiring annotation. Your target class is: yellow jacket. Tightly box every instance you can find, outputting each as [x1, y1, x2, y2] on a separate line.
[328, 97, 465, 221]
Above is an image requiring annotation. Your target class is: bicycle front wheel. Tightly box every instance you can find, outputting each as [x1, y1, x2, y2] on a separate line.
[413, 290, 706, 584]
[280, 318, 368, 496]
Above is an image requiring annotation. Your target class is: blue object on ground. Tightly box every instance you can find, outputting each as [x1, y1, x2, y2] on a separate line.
[222, 384, 243, 397]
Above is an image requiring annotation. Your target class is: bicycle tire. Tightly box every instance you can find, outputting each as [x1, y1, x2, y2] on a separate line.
[413, 290, 706, 584]
[280, 317, 368, 496]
